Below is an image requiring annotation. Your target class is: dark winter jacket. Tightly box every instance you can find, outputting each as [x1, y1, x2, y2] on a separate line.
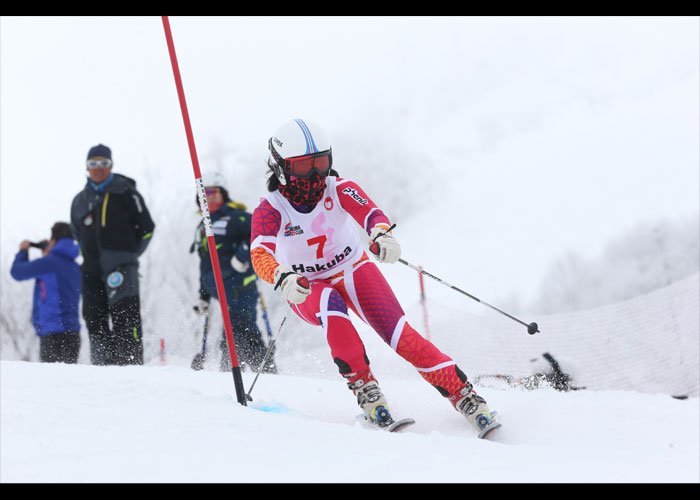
[70, 173, 155, 276]
[193, 200, 257, 290]
[10, 238, 82, 336]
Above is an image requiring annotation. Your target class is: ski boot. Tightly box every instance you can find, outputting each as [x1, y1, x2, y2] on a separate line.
[349, 376, 394, 428]
[346, 370, 415, 432]
[450, 383, 501, 439]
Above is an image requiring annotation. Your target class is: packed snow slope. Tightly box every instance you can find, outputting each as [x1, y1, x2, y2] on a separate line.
[1, 359, 697, 483]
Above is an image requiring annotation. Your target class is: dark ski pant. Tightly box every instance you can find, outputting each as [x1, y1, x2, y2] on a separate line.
[201, 274, 271, 372]
[82, 265, 144, 366]
[39, 331, 80, 363]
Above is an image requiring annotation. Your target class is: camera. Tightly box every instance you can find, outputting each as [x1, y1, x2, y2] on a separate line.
[29, 241, 49, 250]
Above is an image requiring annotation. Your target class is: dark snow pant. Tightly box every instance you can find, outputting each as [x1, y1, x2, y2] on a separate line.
[202, 275, 272, 373]
[39, 331, 80, 363]
[82, 264, 144, 366]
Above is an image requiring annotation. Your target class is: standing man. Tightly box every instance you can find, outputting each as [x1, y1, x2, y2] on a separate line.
[70, 144, 155, 365]
[10, 222, 82, 363]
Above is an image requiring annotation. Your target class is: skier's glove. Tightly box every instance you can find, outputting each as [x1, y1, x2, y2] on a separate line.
[274, 265, 311, 304]
[193, 299, 209, 315]
[231, 255, 250, 273]
[368, 225, 401, 264]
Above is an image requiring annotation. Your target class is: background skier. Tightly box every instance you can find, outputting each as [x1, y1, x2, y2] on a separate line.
[192, 172, 275, 373]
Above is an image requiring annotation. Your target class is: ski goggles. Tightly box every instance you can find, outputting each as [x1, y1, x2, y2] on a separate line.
[270, 140, 332, 179]
[86, 158, 112, 169]
[284, 151, 332, 179]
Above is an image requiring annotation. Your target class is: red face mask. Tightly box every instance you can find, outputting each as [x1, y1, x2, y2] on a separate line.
[279, 172, 327, 208]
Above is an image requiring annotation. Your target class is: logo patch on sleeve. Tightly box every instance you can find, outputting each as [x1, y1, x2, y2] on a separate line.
[341, 187, 368, 206]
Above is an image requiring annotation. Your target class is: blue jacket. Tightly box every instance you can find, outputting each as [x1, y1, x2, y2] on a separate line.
[10, 238, 82, 336]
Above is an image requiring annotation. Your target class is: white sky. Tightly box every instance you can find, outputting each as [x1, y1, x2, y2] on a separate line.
[1, 16, 698, 306]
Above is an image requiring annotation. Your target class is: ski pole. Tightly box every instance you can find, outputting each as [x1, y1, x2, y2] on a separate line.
[400, 259, 539, 334]
[245, 312, 289, 402]
[191, 314, 209, 371]
[373, 224, 539, 335]
[418, 265, 432, 340]
[399, 258, 539, 334]
[258, 289, 273, 339]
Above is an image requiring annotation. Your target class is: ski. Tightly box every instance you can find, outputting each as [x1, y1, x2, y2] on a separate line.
[387, 417, 416, 433]
[357, 413, 416, 433]
[477, 420, 502, 439]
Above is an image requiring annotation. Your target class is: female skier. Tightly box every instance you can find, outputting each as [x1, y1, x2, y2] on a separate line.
[250, 119, 500, 438]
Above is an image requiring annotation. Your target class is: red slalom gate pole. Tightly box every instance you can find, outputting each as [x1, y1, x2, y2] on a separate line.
[159, 338, 166, 365]
[161, 16, 247, 406]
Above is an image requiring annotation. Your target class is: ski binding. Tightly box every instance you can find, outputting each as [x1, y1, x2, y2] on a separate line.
[357, 407, 416, 433]
[475, 411, 502, 439]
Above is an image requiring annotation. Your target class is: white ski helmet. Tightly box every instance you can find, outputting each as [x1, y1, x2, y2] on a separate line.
[202, 171, 227, 189]
[268, 119, 332, 185]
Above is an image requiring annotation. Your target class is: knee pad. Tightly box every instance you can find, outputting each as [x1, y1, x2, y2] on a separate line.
[333, 350, 371, 377]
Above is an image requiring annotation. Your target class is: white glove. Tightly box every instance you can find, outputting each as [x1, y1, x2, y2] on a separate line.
[368, 226, 401, 264]
[193, 299, 209, 315]
[274, 265, 311, 304]
[231, 255, 250, 273]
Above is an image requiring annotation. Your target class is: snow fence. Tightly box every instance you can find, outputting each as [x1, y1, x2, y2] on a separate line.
[428, 273, 700, 397]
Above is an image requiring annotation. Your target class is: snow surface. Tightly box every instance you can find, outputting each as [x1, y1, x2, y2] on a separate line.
[1, 359, 698, 483]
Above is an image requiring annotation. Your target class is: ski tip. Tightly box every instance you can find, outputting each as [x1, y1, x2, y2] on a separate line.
[357, 414, 416, 433]
[478, 422, 502, 440]
[388, 418, 416, 433]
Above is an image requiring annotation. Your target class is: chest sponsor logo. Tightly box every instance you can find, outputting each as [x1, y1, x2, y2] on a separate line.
[291, 246, 352, 273]
[284, 222, 304, 237]
[341, 187, 368, 206]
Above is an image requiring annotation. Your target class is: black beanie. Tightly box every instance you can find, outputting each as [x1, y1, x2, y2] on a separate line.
[87, 144, 112, 160]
